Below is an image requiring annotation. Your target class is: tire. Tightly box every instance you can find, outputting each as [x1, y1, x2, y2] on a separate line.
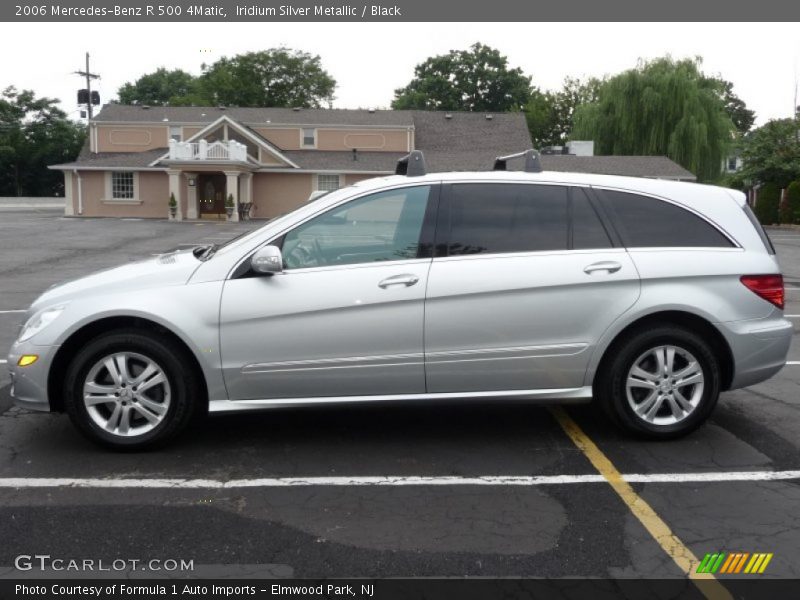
[63, 329, 200, 450]
[595, 325, 721, 439]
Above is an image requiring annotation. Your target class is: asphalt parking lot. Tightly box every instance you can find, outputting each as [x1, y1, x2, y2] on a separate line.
[1, 208, 800, 585]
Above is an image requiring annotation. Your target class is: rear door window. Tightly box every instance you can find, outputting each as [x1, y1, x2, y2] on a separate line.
[447, 184, 568, 255]
[599, 190, 733, 248]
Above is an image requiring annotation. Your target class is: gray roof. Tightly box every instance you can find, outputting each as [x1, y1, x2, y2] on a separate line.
[52, 141, 167, 169]
[413, 111, 532, 171]
[540, 155, 696, 181]
[92, 104, 414, 127]
[280, 150, 404, 172]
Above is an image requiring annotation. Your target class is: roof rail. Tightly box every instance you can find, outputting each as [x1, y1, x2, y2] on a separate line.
[396, 150, 427, 177]
[493, 149, 543, 173]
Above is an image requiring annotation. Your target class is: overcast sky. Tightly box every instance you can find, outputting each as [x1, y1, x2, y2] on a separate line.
[2, 22, 798, 126]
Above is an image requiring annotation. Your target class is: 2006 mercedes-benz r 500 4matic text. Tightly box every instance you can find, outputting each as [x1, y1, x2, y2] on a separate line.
[7, 150, 792, 449]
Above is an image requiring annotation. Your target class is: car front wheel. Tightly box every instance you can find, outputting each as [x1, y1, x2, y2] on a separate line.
[597, 325, 721, 439]
[63, 330, 199, 450]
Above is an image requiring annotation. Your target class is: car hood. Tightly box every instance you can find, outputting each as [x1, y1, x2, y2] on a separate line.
[31, 249, 202, 310]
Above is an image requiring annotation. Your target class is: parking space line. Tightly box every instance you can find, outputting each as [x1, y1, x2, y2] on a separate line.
[0, 360, 6, 364]
[0, 310, 25, 314]
[550, 407, 731, 599]
[1, 470, 798, 488]
[786, 361, 800, 365]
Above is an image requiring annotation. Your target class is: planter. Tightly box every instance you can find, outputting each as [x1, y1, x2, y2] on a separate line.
[225, 207, 234, 218]
[169, 207, 177, 219]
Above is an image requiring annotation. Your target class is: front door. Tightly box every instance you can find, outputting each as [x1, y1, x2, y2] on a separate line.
[198, 173, 226, 218]
[220, 185, 435, 400]
[424, 183, 640, 393]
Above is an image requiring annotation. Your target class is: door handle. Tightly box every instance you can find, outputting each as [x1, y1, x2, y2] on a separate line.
[584, 261, 622, 274]
[378, 274, 420, 288]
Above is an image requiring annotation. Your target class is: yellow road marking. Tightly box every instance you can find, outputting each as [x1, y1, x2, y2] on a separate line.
[550, 407, 732, 600]
[758, 553, 773, 573]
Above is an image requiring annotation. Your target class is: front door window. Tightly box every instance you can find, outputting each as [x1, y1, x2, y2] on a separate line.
[281, 185, 431, 269]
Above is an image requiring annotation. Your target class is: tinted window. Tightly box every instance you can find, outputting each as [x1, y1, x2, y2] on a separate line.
[572, 189, 612, 249]
[282, 186, 430, 269]
[601, 190, 733, 248]
[448, 184, 568, 255]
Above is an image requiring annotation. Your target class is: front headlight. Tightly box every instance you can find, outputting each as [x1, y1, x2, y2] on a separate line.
[18, 305, 67, 343]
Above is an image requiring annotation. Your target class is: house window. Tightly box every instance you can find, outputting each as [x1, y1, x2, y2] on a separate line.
[302, 128, 316, 148]
[111, 172, 135, 199]
[727, 157, 738, 171]
[170, 126, 182, 142]
[317, 174, 341, 192]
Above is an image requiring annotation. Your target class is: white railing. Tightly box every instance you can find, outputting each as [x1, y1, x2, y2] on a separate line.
[168, 139, 248, 162]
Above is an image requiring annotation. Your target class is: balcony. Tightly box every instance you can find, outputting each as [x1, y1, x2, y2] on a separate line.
[168, 139, 248, 162]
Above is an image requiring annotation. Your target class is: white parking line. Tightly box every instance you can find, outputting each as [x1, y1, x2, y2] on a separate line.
[0, 360, 6, 364]
[786, 361, 800, 365]
[0, 310, 25, 314]
[1, 470, 799, 489]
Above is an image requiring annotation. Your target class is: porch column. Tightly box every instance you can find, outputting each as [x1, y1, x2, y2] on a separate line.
[240, 172, 253, 218]
[184, 172, 198, 219]
[167, 169, 183, 221]
[224, 170, 240, 222]
[63, 171, 74, 216]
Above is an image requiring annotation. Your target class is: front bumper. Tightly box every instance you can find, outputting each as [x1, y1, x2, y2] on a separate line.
[720, 314, 793, 389]
[7, 340, 59, 412]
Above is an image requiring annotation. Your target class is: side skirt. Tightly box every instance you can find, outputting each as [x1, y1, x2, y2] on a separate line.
[208, 386, 594, 413]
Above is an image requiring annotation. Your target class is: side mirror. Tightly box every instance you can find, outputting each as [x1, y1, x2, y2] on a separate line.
[251, 245, 283, 275]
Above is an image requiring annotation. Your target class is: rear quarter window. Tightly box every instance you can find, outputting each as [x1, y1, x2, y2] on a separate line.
[742, 203, 776, 254]
[599, 190, 734, 248]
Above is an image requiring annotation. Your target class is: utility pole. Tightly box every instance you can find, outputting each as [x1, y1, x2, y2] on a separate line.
[74, 52, 100, 119]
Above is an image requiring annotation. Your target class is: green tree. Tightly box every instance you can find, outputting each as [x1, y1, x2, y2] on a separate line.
[392, 43, 532, 112]
[526, 77, 603, 147]
[196, 49, 336, 108]
[572, 57, 735, 181]
[117, 68, 198, 106]
[709, 77, 756, 135]
[0, 87, 86, 197]
[740, 118, 800, 187]
[525, 89, 558, 147]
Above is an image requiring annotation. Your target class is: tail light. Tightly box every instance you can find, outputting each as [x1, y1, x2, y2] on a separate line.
[740, 274, 784, 309]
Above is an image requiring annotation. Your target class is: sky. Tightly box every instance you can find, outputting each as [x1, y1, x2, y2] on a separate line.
[1, 22, 798, 126]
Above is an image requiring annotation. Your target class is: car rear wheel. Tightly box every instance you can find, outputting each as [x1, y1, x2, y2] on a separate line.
[596, 325, 721, 439]
[64, 330, 199, 450]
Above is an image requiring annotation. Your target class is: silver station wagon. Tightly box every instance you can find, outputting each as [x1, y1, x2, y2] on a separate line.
[7, 150, 792, 449]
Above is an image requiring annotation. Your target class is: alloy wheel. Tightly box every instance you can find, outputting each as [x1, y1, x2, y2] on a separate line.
[82, 352, 171, 437]
[625, 345, 705, 426]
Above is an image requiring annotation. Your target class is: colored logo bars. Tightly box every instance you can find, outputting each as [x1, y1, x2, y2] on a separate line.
[696, 552, 773, 574]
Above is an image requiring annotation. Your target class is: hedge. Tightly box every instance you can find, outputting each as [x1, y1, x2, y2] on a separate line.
[785, 181, 800, 225]
[755, 183, 781, 225]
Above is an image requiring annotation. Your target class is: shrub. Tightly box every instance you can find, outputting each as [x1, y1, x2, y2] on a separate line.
[786, 181, 800, 225]
[755, 183, 781, 225]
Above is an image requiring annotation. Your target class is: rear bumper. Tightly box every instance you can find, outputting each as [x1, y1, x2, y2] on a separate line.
[719, 315, 793, 389]
[7, 341, 58, 412]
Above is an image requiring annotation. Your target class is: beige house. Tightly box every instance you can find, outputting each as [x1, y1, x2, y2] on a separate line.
[50, 105, 695, 220]
[49, 106, 532, 220]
